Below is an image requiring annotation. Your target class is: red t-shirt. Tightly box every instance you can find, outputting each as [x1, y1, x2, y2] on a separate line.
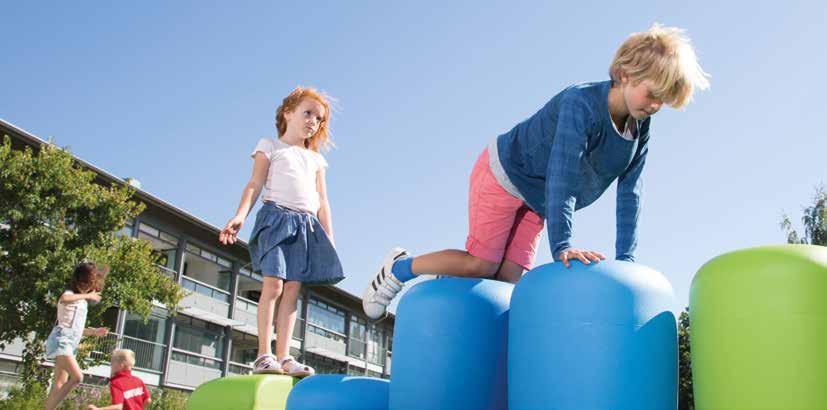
[109, 370, 150, 410]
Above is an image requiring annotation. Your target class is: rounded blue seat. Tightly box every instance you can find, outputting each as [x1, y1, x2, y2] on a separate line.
[390, 278, 513, 410]
[509, 260, 677, 410]
[286, 375, 389, 410]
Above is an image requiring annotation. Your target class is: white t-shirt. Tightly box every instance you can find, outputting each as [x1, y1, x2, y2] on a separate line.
[56, 290, 88, 332]
[252, 138, 328, 214]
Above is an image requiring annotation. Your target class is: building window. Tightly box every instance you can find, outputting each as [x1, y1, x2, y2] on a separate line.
[137, 221, 179, 272]
[292, 295, 305, 340]
[117, 218, 135, 238]
[307, 298, 346, 334]
[123, 310, 167, 345]
[230, 331, 258, 366]
[122, 310, 168, 372]
[183, 242, 233, 292]
[348, 316, 367, 360]
[173, 316, 225, 360]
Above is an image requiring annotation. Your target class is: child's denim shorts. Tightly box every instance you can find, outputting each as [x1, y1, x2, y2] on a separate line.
[44, 326, 81, 358]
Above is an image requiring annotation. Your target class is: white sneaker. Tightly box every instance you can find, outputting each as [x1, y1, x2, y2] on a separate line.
[362, 247, 409, 319]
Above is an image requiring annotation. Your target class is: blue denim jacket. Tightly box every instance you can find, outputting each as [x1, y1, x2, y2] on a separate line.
[495, 80, 649, 262]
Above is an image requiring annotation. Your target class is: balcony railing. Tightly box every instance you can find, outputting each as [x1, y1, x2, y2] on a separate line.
[228, 361, 253, 376]
[305, 324, 347, 357]
[155, 264, 177, 280]
[233, 297, 258, 329]
[83, 333, 167, 373]
[180, 276, 231, 319]
[86, 333, 120, 362]
[121, 335, 166, 372]
[167, 349, 223, 388]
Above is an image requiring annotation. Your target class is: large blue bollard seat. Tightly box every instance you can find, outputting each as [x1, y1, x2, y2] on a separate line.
[390, 277, 513, 410]
[286, 374, 389, 410]
[509, 260, 677, 410]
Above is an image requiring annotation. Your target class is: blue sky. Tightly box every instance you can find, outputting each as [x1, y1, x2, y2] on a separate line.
[3, 2, 826, 314]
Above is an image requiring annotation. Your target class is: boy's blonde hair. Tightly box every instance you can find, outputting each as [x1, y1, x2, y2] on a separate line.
[112, 349, 136, 368]
[610, 23, 710, 109]
[275, 87, 335, 152]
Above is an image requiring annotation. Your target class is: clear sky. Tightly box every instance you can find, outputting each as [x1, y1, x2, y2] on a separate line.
[3, 2, 826, 314]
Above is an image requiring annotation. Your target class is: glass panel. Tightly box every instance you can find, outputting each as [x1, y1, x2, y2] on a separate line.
[307, 324, 346, 343]
[230, 332, 257, 365]
[173, 317, 225, 359]
[183, 246, 232, 293]
[138, 223, 159, 237]
[307, 300, 345, 334]
[349, 317, 366, 342]
[123, 312, 168, 345]
[293, 319, 304, 340]
[217, 257, 232, 268]
[348, 339, 366, 359]
[122, 336, 165, 371]
[159, 231, 178, 244]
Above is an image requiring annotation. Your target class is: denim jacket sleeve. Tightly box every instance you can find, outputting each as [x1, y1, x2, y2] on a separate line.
[615, 132, 649, 262]
[546, 96, 592, 260]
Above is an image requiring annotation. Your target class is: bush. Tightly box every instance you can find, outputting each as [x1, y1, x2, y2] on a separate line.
[0, 381, 189, 410]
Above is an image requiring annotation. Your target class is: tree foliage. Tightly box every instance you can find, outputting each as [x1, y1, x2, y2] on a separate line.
[0, 136, 183, 384]
[781, 185, 827, 245]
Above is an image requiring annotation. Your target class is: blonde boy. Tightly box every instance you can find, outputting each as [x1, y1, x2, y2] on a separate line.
[88, 349, 151, 410]
[364, 24, 710, 319]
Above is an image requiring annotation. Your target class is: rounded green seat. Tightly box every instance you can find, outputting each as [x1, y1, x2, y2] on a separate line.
[187, 374, 299, 410]
[690, 245, 827, 409]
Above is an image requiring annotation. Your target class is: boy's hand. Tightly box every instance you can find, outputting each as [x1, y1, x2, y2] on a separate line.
[559, 248, 605, 268]
[93, 327, 109, 337]
[87, 405, 99, 410]
[86, 292, 102, 303]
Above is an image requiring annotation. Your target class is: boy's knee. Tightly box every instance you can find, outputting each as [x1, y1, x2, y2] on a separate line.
[467, 257, 499, 278]
[69, 373, 83, 385]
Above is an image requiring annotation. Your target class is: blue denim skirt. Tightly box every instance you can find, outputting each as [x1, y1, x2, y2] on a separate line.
[44, 326, 81, 358]
[248, 202, 345, 285]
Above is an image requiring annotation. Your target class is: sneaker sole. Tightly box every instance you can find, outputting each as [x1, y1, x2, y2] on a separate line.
[253, 368, 285, 375]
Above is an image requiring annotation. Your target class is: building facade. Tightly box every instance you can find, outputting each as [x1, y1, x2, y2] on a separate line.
[0, 119, 394, 392]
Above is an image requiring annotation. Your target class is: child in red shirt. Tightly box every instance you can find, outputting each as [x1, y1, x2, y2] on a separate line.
[88, 349, 151, 410]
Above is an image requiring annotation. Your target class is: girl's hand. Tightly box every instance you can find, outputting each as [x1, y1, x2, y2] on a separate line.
[219, 215, 245, 245]
[559, 248, 605, 268]
[92, 327, 108, 337]
[86, 292, 102, 303]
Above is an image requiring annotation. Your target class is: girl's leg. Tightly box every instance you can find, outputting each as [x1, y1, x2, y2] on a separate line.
[44, 355, 83, 410]
[276, 281, 314, 376]
[44, 364, 68, 409]
[257, 277, 284, 356]
[274, 281, 301, 360]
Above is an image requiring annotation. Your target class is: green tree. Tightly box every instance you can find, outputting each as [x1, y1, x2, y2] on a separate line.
[677, 308, 694, 410]
[0, 136, 184, 386]
[780, 185, 827, 245]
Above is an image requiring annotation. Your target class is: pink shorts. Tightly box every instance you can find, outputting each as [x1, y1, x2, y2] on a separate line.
[465, 148, 545, 271]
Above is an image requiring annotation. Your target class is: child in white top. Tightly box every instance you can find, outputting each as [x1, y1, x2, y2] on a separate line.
[44, 262, 109, 410]
[220, 87, 344, 377]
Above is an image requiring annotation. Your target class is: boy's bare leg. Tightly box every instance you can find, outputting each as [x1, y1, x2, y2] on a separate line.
[494, 260, 524, 284]
[411, 249, 500, 278]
